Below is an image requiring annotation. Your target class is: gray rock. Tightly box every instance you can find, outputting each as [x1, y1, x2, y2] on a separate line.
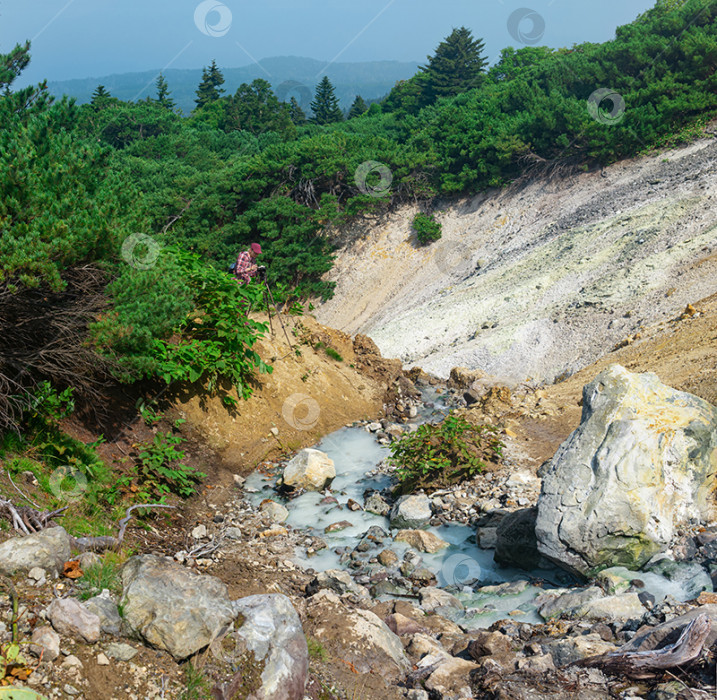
[105, 642, 139, 662]
[260, 500, 290, 523]
[281, 449, 335, 491]
[579, 592, 646, 624]
[364, 492, 391, 516]
[85, 593, 122, 636]
[547, 634, 618, 666]
[305, 569, 368, 598]
[47, 598, 101, 643]
[29, 625, 60, 661]
[494, 507, 545, 570]
[217, 594, 308, 700]
[419, 587, 463, 613]
[120, 554, 236, 660]
[536, 365, 717, 576]
[389, 494, 432, 529]
[78, 552, 102, 570]
[538, 586, 604, 620]
[0, 527, 71, 575]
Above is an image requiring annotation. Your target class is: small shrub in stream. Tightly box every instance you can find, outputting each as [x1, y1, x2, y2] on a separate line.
[388, 414, 503, 494]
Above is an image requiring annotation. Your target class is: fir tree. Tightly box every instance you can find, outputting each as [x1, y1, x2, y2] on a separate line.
[91, 85, 111, 103]
[195, 59, 225, 109]
[288, 96, 306, 125]
[347, 95, 368, 119]
[420, 27, 487, 103]
[310, 76, 343, 125]
[155, 73, 175, 110]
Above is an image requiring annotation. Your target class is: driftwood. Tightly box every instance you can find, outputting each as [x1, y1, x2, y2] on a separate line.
[71, 504, 176, 552]
[573, 614, 712, 679]
[0, 497, 174, 552]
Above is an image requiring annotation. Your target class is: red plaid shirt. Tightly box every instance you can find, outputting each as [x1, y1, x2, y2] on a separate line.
[234, 251, 257, 284]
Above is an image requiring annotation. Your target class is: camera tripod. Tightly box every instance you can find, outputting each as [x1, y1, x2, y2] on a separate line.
[248, 268, 294, 352]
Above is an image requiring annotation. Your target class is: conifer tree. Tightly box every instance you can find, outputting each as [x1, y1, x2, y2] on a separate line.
[288, 96, 306, 124]
[310, 76, 343, 125]
[155, 73, 175, 110]
[195, 59, 225, 109]
[91, 85, 111, 102]
[420, 27, 487, 103]
[347, 95, 368, 119]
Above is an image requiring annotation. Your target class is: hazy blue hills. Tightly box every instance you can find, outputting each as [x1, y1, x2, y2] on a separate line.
[46, 56, 419, 114]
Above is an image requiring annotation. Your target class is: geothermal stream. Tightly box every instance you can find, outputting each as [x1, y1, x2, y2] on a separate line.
[243, 389, 707, 629]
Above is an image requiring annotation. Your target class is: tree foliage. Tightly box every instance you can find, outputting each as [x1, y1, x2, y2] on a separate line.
[311, 76, 343, 125]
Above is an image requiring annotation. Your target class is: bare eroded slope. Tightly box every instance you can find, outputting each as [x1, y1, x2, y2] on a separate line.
[317, 133, 717, 382]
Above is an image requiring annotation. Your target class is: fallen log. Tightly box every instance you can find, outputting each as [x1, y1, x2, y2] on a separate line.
[572, 613, 711, 679]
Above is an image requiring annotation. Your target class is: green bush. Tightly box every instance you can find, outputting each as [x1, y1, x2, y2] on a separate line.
[412, 213, 442, 245]
[388, 414, 503, 494]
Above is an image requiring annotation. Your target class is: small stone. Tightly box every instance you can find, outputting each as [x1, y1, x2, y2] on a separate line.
[191, 524, 207, 539]
[347, 499, 362, 511]
[30, 625, 60, 661]
[78, 552, 102, 570]
[395, 529, 449, 554]
[233, 474, 246, 487]
[28, 566, 46, 582]
[324, 520, 353, 533]
[105, 642, 139, 662]
[96, 652, 110, 666]
[378, 550, 399, 567]
[270, 427, 279, 437]
[367, 422, 382, 432]
[260, 500, 289, 523]
[225, 527, 242, 540]
[48, 598, 101, 644]
[64, 684, 80, 696]
[61, 655, 83, 669]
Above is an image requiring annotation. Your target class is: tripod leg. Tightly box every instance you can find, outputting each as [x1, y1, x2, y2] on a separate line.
[265, 284, 294, 350]
[263, 290, 275, 335]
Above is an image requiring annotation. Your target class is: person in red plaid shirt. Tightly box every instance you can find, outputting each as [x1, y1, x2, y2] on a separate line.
[234, 242, 262, 284]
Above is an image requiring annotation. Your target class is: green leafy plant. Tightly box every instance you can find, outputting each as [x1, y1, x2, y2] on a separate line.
[388, 414, 503, 494]
[135, 429, 206, 498]
[180, 662, 211, 700]
[412, 213, 442, 246]
[325, 347, 343, 362]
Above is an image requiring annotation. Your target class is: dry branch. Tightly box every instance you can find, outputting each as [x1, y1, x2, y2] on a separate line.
[573, 614, 711, 679]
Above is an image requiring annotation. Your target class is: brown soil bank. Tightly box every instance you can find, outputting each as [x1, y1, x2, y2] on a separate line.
[173, 314, 406, 471]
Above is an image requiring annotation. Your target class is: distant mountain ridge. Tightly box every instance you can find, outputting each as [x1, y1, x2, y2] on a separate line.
[46, 56, 419, 114]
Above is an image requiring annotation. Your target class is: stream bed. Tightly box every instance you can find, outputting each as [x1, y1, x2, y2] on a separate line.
[243, 391, 708, 629]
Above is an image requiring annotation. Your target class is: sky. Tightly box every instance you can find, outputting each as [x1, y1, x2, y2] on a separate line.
[2, 0, 656, 86]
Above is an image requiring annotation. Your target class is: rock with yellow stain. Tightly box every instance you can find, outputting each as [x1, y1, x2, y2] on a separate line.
[536, 364, 717, 577]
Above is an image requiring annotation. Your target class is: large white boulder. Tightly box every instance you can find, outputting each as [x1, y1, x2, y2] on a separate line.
[282, 449, 335, 491]
[536, 365, 717, 576]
